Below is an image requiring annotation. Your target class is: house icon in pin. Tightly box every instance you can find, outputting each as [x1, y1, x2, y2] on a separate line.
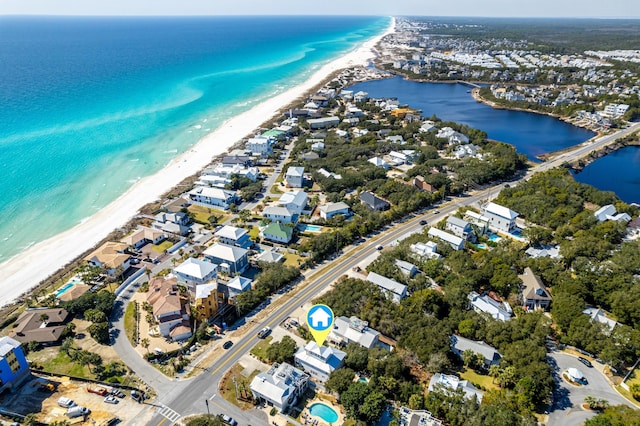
[308, 306, 332, 330]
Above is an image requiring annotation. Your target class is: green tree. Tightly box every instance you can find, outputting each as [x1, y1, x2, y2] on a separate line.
[341, 382, 370, 418]
[360, 391, 387, 423]
[326, 368, 356, 394]
[88, 322, 110, 344]
[85, 308, 107, 324]
[408, 393, 424, 410]
[140, 338, 150, 354]
[266, 336, 297, 364]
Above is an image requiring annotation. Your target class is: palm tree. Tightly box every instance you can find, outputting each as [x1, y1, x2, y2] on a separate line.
[489, 364, 501, 384]
[141, 338, 150, 354]
[39, 313, 49, 324]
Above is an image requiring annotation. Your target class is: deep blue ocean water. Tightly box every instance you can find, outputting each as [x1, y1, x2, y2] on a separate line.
[349, 76, 596, 160]
[572, 146, 640, 204]
[0, 16, 389, 261]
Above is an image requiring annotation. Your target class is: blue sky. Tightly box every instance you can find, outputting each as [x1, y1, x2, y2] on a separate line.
[0, 0, 638, 18]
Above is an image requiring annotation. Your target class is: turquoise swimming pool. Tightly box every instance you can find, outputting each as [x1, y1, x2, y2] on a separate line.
[309, 403, 339, 423]
[55, 277, 83, 298]
[299, 224, 323, 232]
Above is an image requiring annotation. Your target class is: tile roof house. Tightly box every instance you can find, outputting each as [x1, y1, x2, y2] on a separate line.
[10, 308, 69, 345]
[366, 272, 408, 303]
[250, 363, 309, 413]
[120, 226, 166, 250]
[450, 335, 501, 367]
[519, 267, 552, 311]
[360, 191, 390, 211]
[146, 276, 192, 341]
[0, 336, 30, 393]
[203, 243, 249, 275]
[173, 257, 218, 290]
[319, 202, 351, 220]
[468, 291, 512, 321]
[260, 222, 294, 244]
[84, 241, 131, 276]
[215, 225, 252, 249]
[481, 202, 519, 233]
[57, 283, 93, 302]
[294, 342, 346, 383]
[329, 316, 381, 349]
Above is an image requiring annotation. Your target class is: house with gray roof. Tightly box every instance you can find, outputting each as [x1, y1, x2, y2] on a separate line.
[285, 166, 305, 188]
[429, 373, 483, 402]
[360, 191, 390, 211]
[329, 316, 381, 349]
[395, 259, 418, 277]
[224, 276, 252, 300]
[153, 211, 191, 236]
[203, 243, 249, 275]
[215, 225, 252, 249]
[468, 291, 512, 321]
[255, 249, 284, 264]
[446, 216, 473, 239]
[263, 206, 298, 224]
[294, 342, 346, 383]
[367, 272, 407, 303]
[428, 227, 465, 251]
[278, 191, 308, 215]
[450, 335, 501, 368]
[481, 202, 518, 233]
[319, 202, 351, 220]
[519, 267, 552, 311]
[250, 363, 309, 413]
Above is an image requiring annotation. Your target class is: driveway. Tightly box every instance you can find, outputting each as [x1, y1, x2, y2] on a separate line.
[547, 352, 633, 426]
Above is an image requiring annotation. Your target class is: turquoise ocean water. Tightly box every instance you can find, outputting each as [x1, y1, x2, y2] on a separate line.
[0, 16, 389, 262]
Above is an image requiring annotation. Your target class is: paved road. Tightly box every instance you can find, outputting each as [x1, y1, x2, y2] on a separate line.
[547, 353, 634, 426]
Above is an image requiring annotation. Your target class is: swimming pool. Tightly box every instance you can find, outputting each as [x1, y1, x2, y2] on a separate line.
[488, 234, 502, 242]
[299, 224, 323, 232]
[309, 403, 339, 423]
[55, 277, 83, 298]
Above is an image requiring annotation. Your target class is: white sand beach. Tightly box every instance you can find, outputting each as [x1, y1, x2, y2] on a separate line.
[0, 18, 395, 308]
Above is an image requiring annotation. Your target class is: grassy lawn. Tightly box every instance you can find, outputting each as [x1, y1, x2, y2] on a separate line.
[151, 240, 174, 253]
[460, 367, 499, 391]
[625, 366, 640, 388]
[187, 205, 231, 225]
[124, 301, 138, 345]
[284, 253, 304, 267]
[616, 385, 640, 407]
[38, 349, 92, 379]
[249, 225, 260, 240]
[219, 363, 259, 409]
[249, 336, 273, 362]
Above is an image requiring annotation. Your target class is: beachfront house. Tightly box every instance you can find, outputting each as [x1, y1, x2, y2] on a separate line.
[428, 227, 465, 251]
[481, 202, 519, 233]
[366, 272, 407, 303]
[468, 291, 512, 321]
[519, 267, 552, 311]
[120, 226, 165, 250]
[0, 336, 30, 393]
[9, 308, 69, 345]
[319, 202, 351, 220]
[250, 363, 309, 413]
[203, 243, 249, 275]
[260, 222, 294, 244]
[246, 136, 273, 157]
[307, 116, 340, 129]
[285, 167, 305, 188]
[450, 335, 501, 368]
[294, 342, 346, 383]
[329, 316, 381, 349]
[262, 206, 298, 224]
[173, 257, 218, 291]
[278, 190, 308, 215]
[84, 241, 131, 276]
[153, 211, 191, 236]
[215, 225, 252, 249]
[186, 187, 237, 210]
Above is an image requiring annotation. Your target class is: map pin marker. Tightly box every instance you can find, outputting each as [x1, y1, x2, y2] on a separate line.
[306, 304, 334, 347]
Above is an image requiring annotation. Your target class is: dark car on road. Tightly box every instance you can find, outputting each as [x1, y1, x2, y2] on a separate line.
[578, 356, 593, 367]
[223, 340, 233, 350]
[419, 219, 427, 225]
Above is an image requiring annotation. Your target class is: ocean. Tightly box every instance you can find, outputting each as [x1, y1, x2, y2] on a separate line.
[0, 15, 389, 262]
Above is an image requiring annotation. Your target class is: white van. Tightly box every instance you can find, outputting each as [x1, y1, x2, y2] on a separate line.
[67, 406, 90, 418]
[57, 397, 76, 408]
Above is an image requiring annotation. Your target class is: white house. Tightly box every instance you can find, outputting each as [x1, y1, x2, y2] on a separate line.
[263, 206, 297, 224]
[368, 156, 390, 169]
[454, 144, 480, 159]
[429, 373, 483, 402]
[173, 258, 218, 290]
[278, 191, 308, 215]
[450, 335, 501, 368]
[410, 241, 441, 259]
[428, 227, 465, 251]
[203, 243, 249, 275]
[250, 363, 309, 413]
[419, 120, 436, 132]
[594, 204, 631, 223]
[468, 291, 512, 321]
[481, 202, 519, 233]
[329, 316, 381, 349]
[395, 259, 418, 277]
[215, 225, 252, 249]
[247, 136, 273, 157]
[187, 186, 237, 210]
[307, 117, 340, 129]
[366, 272, 408, 303]
[583, 307, 618, 332]
[436, 127, 469, 144]
[153, 211, 191, 236]
[294, 342, 346, 383]
[285, 167, 305, 188]
[225, 276, 252, 300]
[445, 216, 473, 239]
[464, 211, 490, 235]
[319, 202, 351, 220]
[311, 141, 325, 151]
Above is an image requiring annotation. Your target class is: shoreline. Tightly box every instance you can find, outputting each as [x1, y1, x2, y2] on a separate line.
[0, 17, 396, 309]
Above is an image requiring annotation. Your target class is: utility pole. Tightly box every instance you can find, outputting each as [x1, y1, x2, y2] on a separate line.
[205, 399, 211, 423]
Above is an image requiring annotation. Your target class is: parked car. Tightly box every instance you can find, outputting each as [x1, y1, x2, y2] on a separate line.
[419, 219, 427, 225]
[578, 357, 593, 368]
[104, 395, 119, 404]
[223, 340, 233, 349]
[257, 327, 271, 338]
[110, 389, 125, 398]
[57, 397, 76, 408]
[222, 415, 238, 426]
[67, 406, 90, 418]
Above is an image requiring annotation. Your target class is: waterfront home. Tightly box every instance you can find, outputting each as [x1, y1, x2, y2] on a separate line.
[285, 166, 305, 188]
[250, 363, 309, 413]
[247, 136, 273, 158]
[454, 144, 481, 159]
[278, 190, 308, 215]
[173, 257, 218, 291]
[153, 211, 191, 236]
[263, 206, 298, 224]
[10, 308, 69, 345]
[428, 227, 465, 251]
[146, 276, 191, 341]
[294, 342, 346, 383]
[201, 163, 259, 183]
[410, 241, 441, 259]
[0, 336, 30, 393]
[353, 91, 369, 102]
[445, 216, 473, 239]
[436, 127, 469, 145]
[307, 116, 340, 129]
[594, 204, 631, 223]
[519, 267, 552, 311]
[468, 291, 512, 321]
[360, 191, 390, 211]
[222, 155, 251, 167]
[260, 222, 294, 244]
[225, 276, 252, 301]
[57, 283, 92, 302]
[84, 241, 131, 276]
[203, 243, 249, 275]
[194, 282, 218, 321]
[329, 316, 381, 349]
[429, 373, 483, 402]
[186, 187, 237, 210]
[366, 272, 408, 303]
[368, 156, 390, 169]
[319, 202, 351, 220]
[481, 202, 519, 233]
[120, 226, 165, 250]
[419, 120, 436, 132]
[215, 225, 252, 249]
[450, 335, 501, 368]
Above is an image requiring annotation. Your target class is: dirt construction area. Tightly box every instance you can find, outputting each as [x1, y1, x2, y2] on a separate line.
[0, 374, 150, 425]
